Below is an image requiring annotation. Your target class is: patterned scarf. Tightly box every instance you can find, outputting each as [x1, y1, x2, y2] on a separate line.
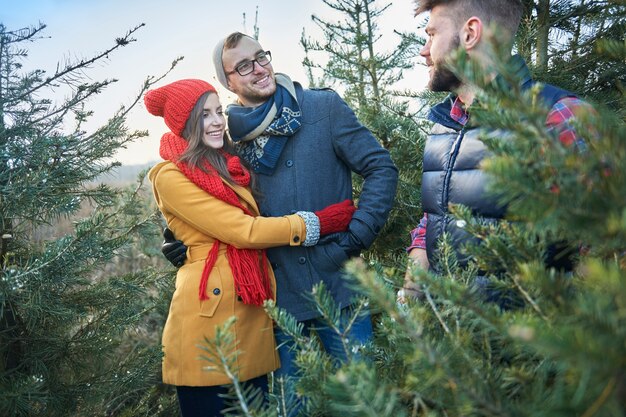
[227, 74, 302, 175]
[160, 132, 273, 306]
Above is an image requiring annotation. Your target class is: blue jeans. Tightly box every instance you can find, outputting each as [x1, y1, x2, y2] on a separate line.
[474, 275, 524, 311]
[273, 305, 373, 415]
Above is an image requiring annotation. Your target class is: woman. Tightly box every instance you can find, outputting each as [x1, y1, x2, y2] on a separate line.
[144, 79, 355, 416]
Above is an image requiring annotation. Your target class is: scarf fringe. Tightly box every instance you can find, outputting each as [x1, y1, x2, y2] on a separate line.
[198, 242, 273, 305]
[226, 246, 273, 306]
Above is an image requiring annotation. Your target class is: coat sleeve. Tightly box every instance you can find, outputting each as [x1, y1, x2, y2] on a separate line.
[328, 91, 398, 251]
[152, 164, 306, 249]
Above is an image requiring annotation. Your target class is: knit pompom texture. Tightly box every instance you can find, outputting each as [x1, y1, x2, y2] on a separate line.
[144, 79, 217, 136]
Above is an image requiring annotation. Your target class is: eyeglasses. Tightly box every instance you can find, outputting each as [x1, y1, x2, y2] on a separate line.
[227, 51, 272, 76]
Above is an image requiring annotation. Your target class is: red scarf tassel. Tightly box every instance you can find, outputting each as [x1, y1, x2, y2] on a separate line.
[199, 241, 220, 301]
[198, 241, 273, 305]
[226, 246, 273, 306]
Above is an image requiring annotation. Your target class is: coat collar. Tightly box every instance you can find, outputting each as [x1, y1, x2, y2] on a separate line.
[223, 179, 260, 216]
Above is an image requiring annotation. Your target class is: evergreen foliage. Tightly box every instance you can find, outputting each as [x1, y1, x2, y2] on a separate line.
[0, 23, 179, 416]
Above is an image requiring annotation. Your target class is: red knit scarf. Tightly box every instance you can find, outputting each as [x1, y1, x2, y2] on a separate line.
[160, 132, 273, 306]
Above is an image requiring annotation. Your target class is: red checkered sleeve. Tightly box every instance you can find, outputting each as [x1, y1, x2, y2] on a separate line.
[406, 213, 428, 253]
[546, 97, 589, 150]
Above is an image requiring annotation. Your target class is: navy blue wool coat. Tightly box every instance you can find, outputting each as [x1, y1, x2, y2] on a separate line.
[254, 82, 398, 321]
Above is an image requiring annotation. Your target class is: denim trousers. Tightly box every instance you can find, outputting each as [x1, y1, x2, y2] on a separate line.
[273, 305, 373, 415]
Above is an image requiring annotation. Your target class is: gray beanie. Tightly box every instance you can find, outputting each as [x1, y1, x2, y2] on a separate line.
[212, 37, 229, 91]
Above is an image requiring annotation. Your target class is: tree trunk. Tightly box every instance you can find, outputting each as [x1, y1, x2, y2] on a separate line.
[355, 1, 367, 107]
[571, 0, 585, 59]
[536, 0, 550, 69]
[363, 0, 381, 112]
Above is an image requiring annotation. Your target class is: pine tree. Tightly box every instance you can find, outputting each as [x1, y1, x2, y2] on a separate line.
[0, 23, 179, 416]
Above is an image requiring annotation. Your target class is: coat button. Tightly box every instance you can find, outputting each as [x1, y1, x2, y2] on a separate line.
[298, 256, 306, 264]
[293, 236, 300, 243]
[213, 288, 221, 295]
[290, 210, 297, 214]
[285, 160, 294, 167]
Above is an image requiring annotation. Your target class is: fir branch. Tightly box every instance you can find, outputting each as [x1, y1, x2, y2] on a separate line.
[273, 376, 290, 417]
[82, 56, 183, 146]
[423, 289, 451, 334]
[580, 376, 617, 417]
[8, 178, 155, 282]
[510, 271, 549, 322]
[197, 317, 260, 417]
[10, 24, 146, 104]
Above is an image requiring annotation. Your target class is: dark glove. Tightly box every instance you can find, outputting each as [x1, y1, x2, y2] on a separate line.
[161, 228, 187, 268]
[544, 240, 577, 272]
[314, 200, 356, 236]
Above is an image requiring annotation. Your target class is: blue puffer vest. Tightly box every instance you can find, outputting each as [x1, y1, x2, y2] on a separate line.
[422, 55, 576, 268]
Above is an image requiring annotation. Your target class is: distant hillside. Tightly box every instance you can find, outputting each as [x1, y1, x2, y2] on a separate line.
[95, 161, 158, 186]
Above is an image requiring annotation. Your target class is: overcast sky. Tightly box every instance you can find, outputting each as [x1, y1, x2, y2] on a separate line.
[2, 0, 427, 165]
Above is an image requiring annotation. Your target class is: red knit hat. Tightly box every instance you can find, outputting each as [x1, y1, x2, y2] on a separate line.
[144, 79, 217, 136]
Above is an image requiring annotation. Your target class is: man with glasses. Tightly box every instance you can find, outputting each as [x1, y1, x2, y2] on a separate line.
[162, 32, 398, 405]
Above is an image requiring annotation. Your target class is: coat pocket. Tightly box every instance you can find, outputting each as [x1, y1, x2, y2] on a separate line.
[199, 267, 224, 318]
[314, 241, 349, 273]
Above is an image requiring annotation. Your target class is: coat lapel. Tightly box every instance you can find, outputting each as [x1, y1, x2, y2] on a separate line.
[222, 178, 260, 215]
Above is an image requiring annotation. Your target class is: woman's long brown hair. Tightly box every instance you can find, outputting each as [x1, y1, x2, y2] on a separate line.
[178, 92, 257, 192]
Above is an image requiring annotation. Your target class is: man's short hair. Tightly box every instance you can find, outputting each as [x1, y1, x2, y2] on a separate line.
[223, 32, 257, 50]
[414, 0, 524, 37]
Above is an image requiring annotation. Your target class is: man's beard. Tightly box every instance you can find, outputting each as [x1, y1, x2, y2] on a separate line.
[429, 36, 462, 92]
[248, 88, 276, 103]
[240, 75, 277, 106]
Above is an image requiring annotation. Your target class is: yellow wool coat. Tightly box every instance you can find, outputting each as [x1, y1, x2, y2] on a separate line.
[149, 161, 307, 387]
